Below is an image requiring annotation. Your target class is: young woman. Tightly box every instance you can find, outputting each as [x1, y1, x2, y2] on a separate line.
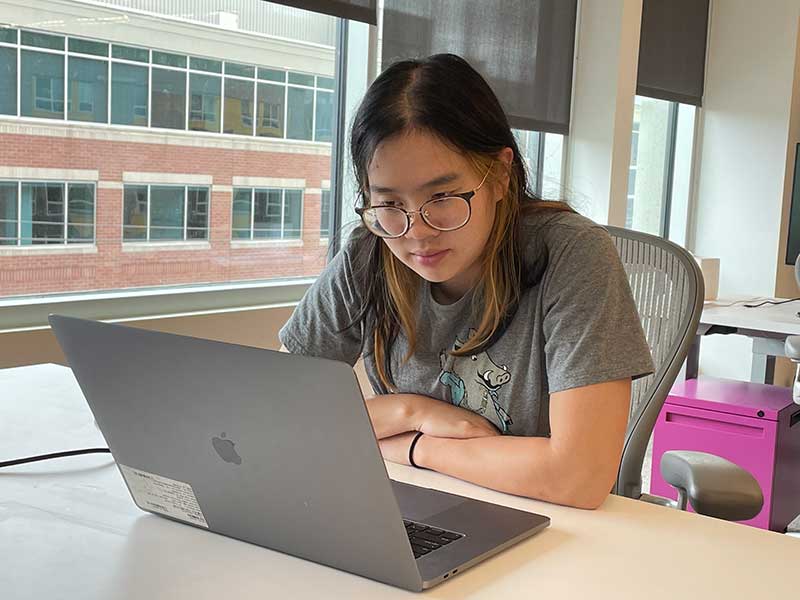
[279, 54, 654, 509]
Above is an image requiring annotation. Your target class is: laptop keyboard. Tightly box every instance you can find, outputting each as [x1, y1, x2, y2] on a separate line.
[403, 519, 464, 559]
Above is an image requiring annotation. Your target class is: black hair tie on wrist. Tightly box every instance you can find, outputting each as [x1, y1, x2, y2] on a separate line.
[408, 431, 424, 468]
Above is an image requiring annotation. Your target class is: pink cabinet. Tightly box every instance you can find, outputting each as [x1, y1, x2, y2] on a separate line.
[651, 376, 800, 531]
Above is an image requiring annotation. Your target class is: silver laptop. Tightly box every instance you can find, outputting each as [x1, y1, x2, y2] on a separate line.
[49, 314, 550, 592]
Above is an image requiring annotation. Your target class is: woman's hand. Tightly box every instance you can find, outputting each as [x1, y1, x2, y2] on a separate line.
[412, 395, 501, 439]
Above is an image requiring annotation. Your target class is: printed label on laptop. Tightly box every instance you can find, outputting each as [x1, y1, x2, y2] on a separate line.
[119, 464, 209, 528]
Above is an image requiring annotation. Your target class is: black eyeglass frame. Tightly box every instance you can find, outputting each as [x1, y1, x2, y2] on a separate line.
[355, 165, 493, 239]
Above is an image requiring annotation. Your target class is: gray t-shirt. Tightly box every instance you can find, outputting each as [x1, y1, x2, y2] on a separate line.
[279, 210, 654, 437]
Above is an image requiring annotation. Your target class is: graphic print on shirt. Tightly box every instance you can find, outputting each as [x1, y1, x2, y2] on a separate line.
[438, 330, 513, 433]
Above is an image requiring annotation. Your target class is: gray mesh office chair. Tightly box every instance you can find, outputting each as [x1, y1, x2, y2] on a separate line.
[607, 226, 763, 521]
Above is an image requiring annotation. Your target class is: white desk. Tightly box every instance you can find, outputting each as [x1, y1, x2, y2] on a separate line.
[1, 364, 798, 600]
[686, 297, 800, 383]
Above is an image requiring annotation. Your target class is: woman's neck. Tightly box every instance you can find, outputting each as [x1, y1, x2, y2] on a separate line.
[431, 262, 481, 305]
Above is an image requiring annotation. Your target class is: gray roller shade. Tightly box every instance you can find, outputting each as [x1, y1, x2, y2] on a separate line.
[263, 0, 377, 25]
[637, 0, 710, 106]
[381, 0, 578, 135]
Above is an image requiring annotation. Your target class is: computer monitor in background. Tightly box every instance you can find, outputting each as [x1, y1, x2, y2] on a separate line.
[785, 142, 800, 266]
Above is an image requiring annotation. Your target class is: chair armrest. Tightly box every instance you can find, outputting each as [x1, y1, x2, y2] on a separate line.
[660, 450, 763, 521]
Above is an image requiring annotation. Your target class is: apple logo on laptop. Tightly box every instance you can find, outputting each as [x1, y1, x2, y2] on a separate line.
[212, 432, 242, 465]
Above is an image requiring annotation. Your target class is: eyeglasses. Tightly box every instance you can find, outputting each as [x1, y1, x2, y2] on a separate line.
[356, 165, 493, 239]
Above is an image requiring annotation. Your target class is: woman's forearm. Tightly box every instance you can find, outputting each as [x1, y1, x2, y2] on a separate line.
[413, 434, 615, 509]
[364, 394, 416, 439]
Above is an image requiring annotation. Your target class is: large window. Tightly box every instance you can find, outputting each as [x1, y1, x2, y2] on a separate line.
[0, 0, 351, 307]
[0, 180, 95, 245]
[232, 187, 303, 240]
[123, 185, 210, 242]
[626, 96, 696, 244]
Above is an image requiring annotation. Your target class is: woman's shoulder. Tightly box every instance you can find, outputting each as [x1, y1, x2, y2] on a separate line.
[519, 204, 611, 262]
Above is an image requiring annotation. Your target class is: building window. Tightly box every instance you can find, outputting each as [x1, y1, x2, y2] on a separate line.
[315, 87, 334, 143]
[189, 73, 221, 133]
[1, 26, 334, 143]
[22, 51, 64, 119]
[0, 180, 95, 245]
[224, 70, 255, 135]
[150, 185, 185, 240]
[151, 67, 186, 130]
[0, 44, 18, 116]
[256, 82, 284, 137]
[111, 62, 148, 126]
[68, 183, 96, 243]
[232, 187, 303, 240]
[68, 56, 108, 123]
[287, 87, 314, 141]
[123, 185, 210, 242]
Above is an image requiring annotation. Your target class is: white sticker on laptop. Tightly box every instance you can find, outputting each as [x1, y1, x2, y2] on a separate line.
[119, 464, 209, 528]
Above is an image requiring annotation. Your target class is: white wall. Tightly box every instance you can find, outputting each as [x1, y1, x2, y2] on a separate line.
[691, 0, 800, 380]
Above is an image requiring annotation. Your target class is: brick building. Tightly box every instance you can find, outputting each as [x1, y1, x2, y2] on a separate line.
[0, 0, 337, 297]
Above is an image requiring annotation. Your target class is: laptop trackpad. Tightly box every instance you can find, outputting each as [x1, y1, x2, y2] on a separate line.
[391, 480, 466, 522]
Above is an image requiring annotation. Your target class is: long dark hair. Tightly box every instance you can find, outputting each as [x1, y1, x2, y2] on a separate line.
[347, 53, 572, 391]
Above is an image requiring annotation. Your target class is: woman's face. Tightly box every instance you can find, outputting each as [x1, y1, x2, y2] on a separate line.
[366, 130, 511, 301]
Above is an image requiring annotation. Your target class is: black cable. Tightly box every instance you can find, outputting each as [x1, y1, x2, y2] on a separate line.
[743, 297, 800, 308]
[0, 448, 111, 469]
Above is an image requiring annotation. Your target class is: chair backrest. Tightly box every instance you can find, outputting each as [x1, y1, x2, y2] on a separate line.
[605, 226, 705, 499]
